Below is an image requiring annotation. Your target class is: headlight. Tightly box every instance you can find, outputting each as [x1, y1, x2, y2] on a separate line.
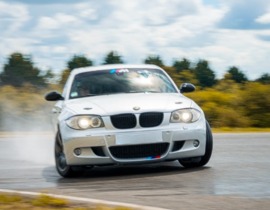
[66, 115, 104, 130]
[170, 108, 201, 123]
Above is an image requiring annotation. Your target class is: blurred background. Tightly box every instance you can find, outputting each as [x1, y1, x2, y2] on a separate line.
[0, 0, 270, 131]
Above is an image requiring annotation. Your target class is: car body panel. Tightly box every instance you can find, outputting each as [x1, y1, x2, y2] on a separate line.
[63, 93, 192, 116]
[49, 64, 208, 167]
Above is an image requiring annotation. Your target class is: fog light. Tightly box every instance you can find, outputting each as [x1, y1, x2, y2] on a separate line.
[193, 140, 200, 147]
[74, 148, 81, 156]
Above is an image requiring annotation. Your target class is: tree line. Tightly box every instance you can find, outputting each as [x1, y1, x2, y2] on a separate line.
[0, 51, 269, 130]
[1, 51, 270, 87]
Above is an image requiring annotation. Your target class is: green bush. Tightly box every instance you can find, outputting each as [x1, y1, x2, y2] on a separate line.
[239, 83, 270, 127]
[0, 80, 269, 130]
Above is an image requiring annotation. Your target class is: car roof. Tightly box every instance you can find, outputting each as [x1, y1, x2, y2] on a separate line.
[70, 64, 162, 76]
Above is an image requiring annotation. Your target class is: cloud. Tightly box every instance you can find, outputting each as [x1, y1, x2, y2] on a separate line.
[218, 0, 270, 29]
[257, 34, 270, 41]
[65, 0, 226, 63]
[256, 12, 270, 24]
[137, 0, 199, 26]
[7, 0, 84, 4]
[0, 1, 30, 33]
[0, 1, 33, 60]
[37, 13, 79, 30]
[1, 0, 270, 80]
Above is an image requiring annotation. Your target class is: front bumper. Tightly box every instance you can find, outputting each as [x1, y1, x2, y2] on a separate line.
[59, 117, 207, 166]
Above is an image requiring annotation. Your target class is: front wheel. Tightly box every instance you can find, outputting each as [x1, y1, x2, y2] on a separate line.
[55, 131, 82, 177]
[178, 121, 213, 168]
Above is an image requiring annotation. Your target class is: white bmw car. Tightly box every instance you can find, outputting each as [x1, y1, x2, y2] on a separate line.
[45, 64, 213, 177]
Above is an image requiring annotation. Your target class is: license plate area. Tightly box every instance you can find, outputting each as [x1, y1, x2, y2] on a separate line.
[116, 131, 163, 145]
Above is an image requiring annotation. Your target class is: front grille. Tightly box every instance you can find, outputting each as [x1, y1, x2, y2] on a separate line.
[111, 114, 136, 129]
[109, 142, 169, 159]
[139, 112, 163, 127]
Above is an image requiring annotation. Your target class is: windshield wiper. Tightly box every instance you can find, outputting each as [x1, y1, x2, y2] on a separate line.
[128, 90, 161, 93]
[85, 94, 97, 96]
[145, 90, 162, 93]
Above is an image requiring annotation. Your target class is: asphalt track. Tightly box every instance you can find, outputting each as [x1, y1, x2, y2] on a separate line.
[0, 133, 270, 210]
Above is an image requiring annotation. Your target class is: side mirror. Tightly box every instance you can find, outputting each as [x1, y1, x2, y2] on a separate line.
[180, 83, 196, 93]
[45, 91, 64, 101]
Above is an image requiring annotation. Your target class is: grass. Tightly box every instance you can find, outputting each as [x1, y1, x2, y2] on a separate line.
[212, 127, 270, 133]
[0, 193, 135, 210]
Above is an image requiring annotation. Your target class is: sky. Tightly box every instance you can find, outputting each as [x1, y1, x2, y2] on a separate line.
[0, 0, 270, 79]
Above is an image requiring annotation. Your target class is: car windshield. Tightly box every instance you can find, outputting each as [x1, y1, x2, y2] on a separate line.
[69, 68, 177, 99]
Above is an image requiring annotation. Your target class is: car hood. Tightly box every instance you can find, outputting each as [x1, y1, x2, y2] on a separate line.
[64, 93, 193, 116]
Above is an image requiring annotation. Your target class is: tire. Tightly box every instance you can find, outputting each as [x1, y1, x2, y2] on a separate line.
[178, 121, 213, 168]
[54, 131, 82, 177]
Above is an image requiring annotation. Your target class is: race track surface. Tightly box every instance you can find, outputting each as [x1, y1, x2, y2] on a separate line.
[0, 133, 270, 210]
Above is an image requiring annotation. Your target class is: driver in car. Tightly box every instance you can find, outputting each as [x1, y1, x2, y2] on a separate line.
[78, 83, 90, 97]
